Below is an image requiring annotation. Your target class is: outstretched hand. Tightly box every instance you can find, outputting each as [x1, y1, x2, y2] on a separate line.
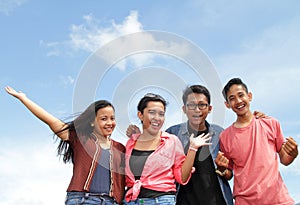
[5, 86, 25, 99]
[189, 133, 212, 150]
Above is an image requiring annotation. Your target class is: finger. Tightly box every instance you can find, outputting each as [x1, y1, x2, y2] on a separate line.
[285, 140, 297, 150]
[199, 133, 211, 140]
[189, 133, 195, 139]
[286, 137, 297, 146]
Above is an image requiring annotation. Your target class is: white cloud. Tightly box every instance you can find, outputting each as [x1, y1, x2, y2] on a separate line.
[0, 137, 72, 205]
[43, 11, 143, 56]
[214, 14, 300, 198]
[0, 0, 27, 15]
[59, 75, 75, 86]
[216, 15, 300, 116]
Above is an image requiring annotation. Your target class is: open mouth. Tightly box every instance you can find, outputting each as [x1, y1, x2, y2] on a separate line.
[236, 103, 246, 110]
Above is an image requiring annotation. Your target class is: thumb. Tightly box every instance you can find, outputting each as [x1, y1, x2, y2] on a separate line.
[218, 151, 224, 156]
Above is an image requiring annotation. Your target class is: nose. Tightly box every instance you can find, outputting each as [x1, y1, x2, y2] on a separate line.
[106, 119, 114, 125]
[236, 97, 243, 103]
[194, 105, 202, 111]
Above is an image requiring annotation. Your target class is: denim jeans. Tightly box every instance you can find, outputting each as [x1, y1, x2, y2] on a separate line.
[65, 192, 118, 205]
[123, 195, 176, 205]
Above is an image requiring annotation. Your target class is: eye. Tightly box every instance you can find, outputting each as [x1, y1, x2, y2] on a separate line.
[159, 112, 165, 117]
[148, 110, 156, 114]
[229, 97, 235, 101]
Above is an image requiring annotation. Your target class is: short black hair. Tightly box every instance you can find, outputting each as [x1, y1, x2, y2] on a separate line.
[137, 93, 167, 113]
[222, 78, 248, 101]
[182, 85, 211, 105]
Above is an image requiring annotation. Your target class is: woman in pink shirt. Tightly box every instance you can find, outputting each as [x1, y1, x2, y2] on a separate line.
[123, 93, 212, 205]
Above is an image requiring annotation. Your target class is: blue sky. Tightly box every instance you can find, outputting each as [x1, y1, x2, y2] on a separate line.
[1, 1, 300, 204]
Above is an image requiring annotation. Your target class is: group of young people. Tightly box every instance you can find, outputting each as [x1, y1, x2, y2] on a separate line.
[5, 77, 298, 205]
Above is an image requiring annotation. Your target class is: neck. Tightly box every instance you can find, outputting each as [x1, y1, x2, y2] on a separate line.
[189, 121, 206, 131]
[235, 112, 253, 128]
[139, 130, 161, 141]
[92, 131, 109, 142]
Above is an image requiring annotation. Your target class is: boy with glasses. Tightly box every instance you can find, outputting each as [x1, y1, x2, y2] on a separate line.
[166, 85, 233, 205]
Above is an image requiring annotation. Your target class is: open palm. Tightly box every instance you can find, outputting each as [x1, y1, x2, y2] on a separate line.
[5, 86, 26, 99]
[189, 133, 212, 149]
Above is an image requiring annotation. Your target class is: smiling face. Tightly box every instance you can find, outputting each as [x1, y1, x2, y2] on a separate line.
[138, 101, 165, 136]
[225, 84, 252, 117]
[183, 93, 212, 131]
[93, 106, 116, 137]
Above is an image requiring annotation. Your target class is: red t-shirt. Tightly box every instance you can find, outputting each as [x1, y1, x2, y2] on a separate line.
[220, 117, 294, 205]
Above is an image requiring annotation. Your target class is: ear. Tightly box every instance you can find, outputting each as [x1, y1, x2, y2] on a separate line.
[248, 92, 253, 101]
[182, 105, 187, 114]
[137, 111, 143, 121]
[208, 105, 213, 113]
[224, 101, 231, 109]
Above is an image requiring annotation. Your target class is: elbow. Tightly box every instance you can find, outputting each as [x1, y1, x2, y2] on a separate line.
[181, 176, 189, 184]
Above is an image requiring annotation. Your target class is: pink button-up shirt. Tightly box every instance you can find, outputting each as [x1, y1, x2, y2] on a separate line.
[125, 131, 193, 202]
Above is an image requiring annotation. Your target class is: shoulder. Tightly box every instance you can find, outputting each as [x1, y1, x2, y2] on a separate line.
[166, 122, 185, 132]
[111, 140, 126, 152]
[161, 131, 180, 142]
[256, 116, 280, 127]
[219, 125, 233, 139]
[209, 123, 224, 132]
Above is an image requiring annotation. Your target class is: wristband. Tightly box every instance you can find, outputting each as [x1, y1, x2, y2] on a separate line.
[215, 168, 228, 176]
[189, 146, 198, 152]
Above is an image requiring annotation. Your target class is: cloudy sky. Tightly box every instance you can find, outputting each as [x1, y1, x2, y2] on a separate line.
[1, 0, 300, 204]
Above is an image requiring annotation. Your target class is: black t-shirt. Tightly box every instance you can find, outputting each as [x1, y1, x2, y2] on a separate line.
[129, 149, 175, 198]
[176, 124, 226, 205]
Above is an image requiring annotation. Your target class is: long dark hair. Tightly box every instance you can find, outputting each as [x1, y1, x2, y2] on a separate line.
[57, 100, 115, 163]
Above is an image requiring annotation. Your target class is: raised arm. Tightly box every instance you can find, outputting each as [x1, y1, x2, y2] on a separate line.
[180, 133, 212, 183]
[5, 86, 69, 140]
[279, 137, 298, 166]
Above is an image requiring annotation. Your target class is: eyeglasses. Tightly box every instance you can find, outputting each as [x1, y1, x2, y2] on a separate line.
[186, 103, 209, 110]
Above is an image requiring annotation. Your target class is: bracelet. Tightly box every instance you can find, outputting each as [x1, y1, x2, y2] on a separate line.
[215, 168, 228, 176]
[189, 146, 198, 152]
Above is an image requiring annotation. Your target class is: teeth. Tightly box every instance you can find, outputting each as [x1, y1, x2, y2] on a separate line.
[151, 122, 159, 127]
[237, 104, 245, 109]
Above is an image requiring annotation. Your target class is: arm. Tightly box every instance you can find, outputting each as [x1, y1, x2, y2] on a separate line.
[215, 151, 233, 180]
[5, 86, 69, 140]
[181, 133, 212, 183]
[279, 137, 298, 166]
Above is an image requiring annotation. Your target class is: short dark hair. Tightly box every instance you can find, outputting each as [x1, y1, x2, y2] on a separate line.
[137, 93, 167, 113]
[222, 78, 248, 101]
[182, 85, 211, 105]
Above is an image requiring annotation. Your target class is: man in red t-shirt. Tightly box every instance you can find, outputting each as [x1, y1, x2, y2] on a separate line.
[215, 77, 298, 205]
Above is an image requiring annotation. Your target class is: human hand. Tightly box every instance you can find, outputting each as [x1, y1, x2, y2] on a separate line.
[126, 124, 141, 137]
[5, 86, 26, 99]
[189, 133, 212, 150]
[215, 151, 229, 170]
[253, 110, 267, 119]
[282, 137, 298, 158]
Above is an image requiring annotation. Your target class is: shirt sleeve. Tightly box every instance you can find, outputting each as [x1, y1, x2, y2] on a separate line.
[172, 136, 194, 185]
[219, 131, 234, 170]
[273, 119, 285, 153]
